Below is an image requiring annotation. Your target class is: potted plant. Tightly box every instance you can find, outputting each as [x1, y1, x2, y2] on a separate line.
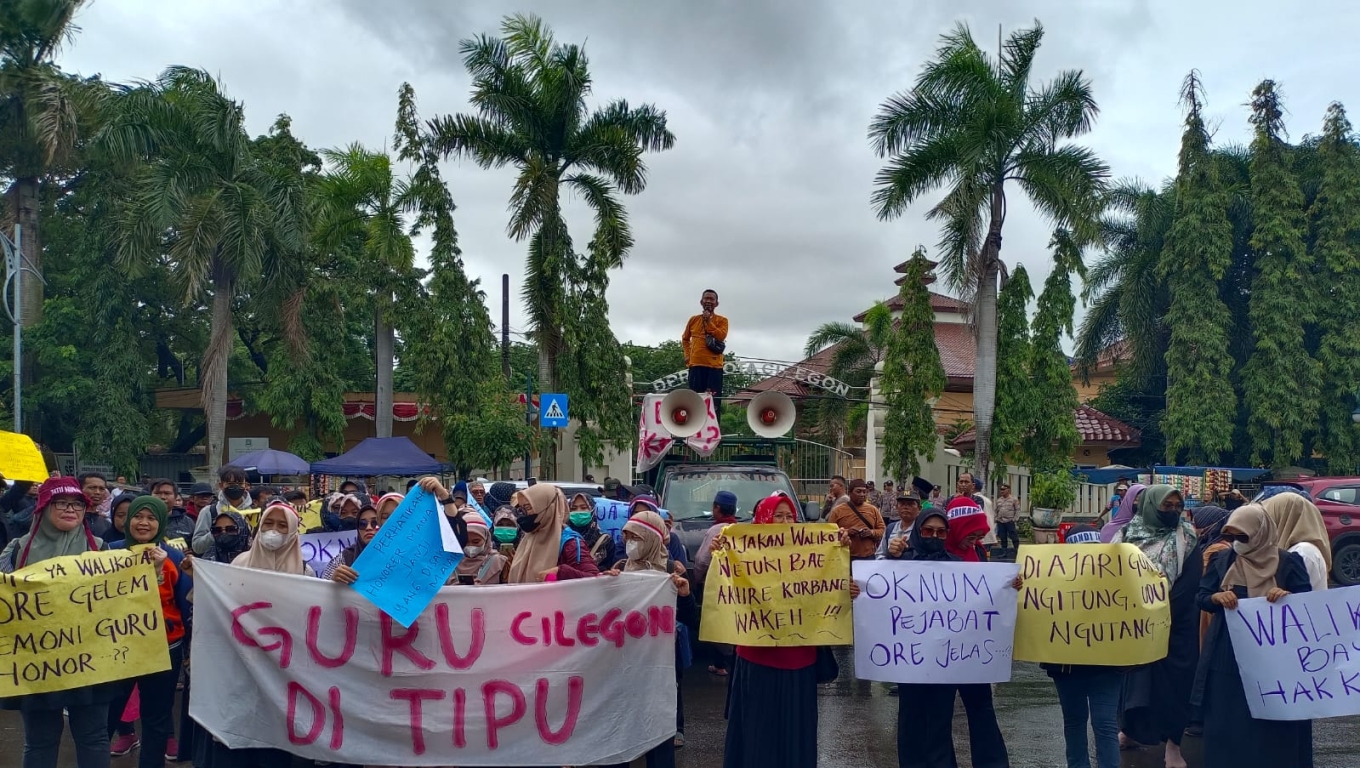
[1029, 469, 1076, 530]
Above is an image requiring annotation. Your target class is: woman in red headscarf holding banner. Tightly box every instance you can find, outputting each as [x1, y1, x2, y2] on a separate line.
[715, 492, 858, 768]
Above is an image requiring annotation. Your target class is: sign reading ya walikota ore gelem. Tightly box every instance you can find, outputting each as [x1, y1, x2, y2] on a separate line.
[1013, 543, 1171, 665]
[700, 523, 853, 646]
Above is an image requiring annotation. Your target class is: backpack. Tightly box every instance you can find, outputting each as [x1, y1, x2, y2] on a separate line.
[558, 528, 585, 564]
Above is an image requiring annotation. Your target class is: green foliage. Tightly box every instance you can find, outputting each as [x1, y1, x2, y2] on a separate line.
[880, 248, 945, 480]
[991, 265, 1034, 464]
[1241, 80, 1319, 468]
[803, 304, 892, 443]
[1030, 469, 1077, 510]
[622, 340, 685, 386]
[868, 20, 1108, 478]
[1159, 74, 1237, 464]
[1088, 373, 1166, 467]
[1311, 103, 1360, 473]
[1023, 232, 1082, 471]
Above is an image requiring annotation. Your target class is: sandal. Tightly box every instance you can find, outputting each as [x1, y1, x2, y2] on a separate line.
[674, 733, 685, 748]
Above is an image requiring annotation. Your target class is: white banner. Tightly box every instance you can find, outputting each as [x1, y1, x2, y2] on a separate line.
[852, 560, 1020, 684]
[1226, 585, 1360, 720]
[298, 530, 357, 576]
[190, 561, 678, 766]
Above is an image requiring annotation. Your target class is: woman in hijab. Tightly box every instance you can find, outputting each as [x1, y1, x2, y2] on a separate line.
[0, 478, 115, 768]
[320, 493, 362, 533]
[568, 492, 617, 568]
[233, 503, 312, 576]
[375, 492, 404, 526]
[720, 493, 858, 768]
[1194, 504, 1312, 768]
[1262, 492, 1331, 592]
[599, 509, 695, 766]
[450, 514, 505, 585]
[1190, 505, 1232, 649]
[113, 496, 192, 768]
[631, 496, 689, 571]
[1100, 483, 1146, 543]
[1111, 485, 1199, 767]
[505, 484, 600, 583]
[324, 503, 380, 583]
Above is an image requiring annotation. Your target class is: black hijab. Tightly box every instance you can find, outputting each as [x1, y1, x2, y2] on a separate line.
[906, 510, 959, 562]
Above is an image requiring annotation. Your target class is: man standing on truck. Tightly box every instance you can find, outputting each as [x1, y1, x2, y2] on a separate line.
[681, 289, 729, 396]
[828, 478, 885, 560]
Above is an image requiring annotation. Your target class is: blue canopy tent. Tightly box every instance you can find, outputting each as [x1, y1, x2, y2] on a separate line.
[309, 437, 446, 477]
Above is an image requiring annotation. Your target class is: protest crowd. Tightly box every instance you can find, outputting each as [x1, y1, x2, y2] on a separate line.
[0, 467, 1347, 768]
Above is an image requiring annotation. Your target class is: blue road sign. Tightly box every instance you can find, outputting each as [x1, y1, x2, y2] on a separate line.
[540, 393, 569, 428]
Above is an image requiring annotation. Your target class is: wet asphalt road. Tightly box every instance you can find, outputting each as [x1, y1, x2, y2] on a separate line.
[3, 651, 1358, 767]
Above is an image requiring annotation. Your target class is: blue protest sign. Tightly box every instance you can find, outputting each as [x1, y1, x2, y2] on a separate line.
[540, 393, 569, 428]
[349, 487, 463, 627]
[593, 497, 669, 554]
[299, 530, 357, 576]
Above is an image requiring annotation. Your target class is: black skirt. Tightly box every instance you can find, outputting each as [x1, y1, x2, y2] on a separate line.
[1201, 640, 1312, 768]
[724, 657, 818, 768]
[1121, 562, 1199, 745]
[897, 683, 958, 768]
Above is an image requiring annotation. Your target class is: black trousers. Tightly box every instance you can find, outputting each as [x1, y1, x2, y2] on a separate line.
[688, 365, 724, 396]
[996, 521, 1020, 549]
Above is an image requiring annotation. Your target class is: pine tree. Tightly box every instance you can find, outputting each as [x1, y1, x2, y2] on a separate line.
[880, 248, 946, 481]
[1159, 74, 1237, 464]
[1242, 80, 1319, 468]
[1023, 232, 1081, 471]
[1311, 102, 1360, 473]
[991, 265, 1034, 467]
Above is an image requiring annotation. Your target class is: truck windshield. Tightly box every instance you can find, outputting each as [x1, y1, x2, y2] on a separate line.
[662, 470, 799, 522]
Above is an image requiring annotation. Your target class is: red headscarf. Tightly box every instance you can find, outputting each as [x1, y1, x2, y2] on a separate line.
[943, 496, 990, 562]
[753, 492, 796, 524]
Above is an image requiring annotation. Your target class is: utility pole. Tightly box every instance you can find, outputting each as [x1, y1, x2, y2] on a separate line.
[2, 224, 23, 434]
[501, 274, 511, 381]
[523, 374, 534, 480]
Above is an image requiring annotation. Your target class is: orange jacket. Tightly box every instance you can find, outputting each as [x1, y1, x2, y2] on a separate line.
[682, 314, 728, 369]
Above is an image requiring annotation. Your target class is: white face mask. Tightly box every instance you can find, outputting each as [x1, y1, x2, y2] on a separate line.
[259, 530, 287, 551]
[626, 540, 642, 559]
[464, 546, 484, 558]
[1232, 540, 1250, 554]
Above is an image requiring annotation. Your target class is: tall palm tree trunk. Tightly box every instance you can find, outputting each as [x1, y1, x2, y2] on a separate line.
[204, 265, 234, 475]
[972, 199, 1005, 487]
[375, 296, 394, 439]
[7, 179, 43, 328]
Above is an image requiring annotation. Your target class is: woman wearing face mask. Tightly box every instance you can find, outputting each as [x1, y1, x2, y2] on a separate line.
[505, 484, 600, 583]
[1189, 505, 1231, 650]
[109, 497, 191, 768]
[567, 492, 617, 568]
[319, 493, 362, 533]
[599, 509, 695, 766]
[450, 516, 509, 586]
[1262, 492, 1331, 593]
[190, 466, 253, 556]
[323, 503, 380, 584]
[630, 497, 689, 572]
[234, 503, 312, 576]
[0, 478, 115, 768]
[717, 492, 858, 768]
[1194, 504, 1312, 768]
[1111, 485, 1199, 768]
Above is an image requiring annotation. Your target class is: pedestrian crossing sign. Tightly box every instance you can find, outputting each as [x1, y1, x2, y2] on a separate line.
[540, 393, 569, 428]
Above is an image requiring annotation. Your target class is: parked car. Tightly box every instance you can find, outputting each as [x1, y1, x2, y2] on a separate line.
[1254, 477, 1360, 586]
[508, 480, 603, 500]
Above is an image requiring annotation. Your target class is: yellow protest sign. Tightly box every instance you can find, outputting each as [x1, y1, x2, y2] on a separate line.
[239, 508, 261, 529]
[700, 523, 853, 647]
[301, 500, 322, 532]
[0, 430, 48, 482]
[0, 549, 171, 696]
[1014, 543, 1171, 665]
[162, 538, 187, 552]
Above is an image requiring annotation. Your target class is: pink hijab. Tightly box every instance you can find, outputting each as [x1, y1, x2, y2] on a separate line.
[1100, 483, 1146, 543]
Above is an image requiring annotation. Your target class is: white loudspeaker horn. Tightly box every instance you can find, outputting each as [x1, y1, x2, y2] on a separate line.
[747, 391, 796, 438]
[659, 389, 707, 438]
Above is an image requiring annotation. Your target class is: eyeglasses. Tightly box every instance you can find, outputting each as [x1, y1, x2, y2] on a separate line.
[211, 525, 240, 535]
[513, 504, 532, 517]
[51, 500, 87, 513]
[357, 520, 381, 530]
[920, 527, 947, 538]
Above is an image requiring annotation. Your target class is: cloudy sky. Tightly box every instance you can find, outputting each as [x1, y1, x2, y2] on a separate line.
[61, 0, 1360, 364]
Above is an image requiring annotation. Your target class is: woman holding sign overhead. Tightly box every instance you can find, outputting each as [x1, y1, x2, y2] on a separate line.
[1110, 485, 1198, 768]
[0, 477, 116, 768]
[1194, 504, 1313, 768]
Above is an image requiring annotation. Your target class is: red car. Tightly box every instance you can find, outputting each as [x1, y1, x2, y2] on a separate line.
[1256, 478, 1360, 586]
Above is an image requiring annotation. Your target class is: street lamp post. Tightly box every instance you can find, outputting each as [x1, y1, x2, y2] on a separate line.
[2, 224, 36, 434]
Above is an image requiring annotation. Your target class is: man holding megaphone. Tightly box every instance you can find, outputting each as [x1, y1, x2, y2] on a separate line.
[681, 289, 729, 396]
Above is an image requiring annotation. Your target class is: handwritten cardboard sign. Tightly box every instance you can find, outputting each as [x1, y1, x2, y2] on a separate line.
[190, 561, 677, 766]
[595, 498, 631, 555]
[1014, 543, 1171, 665]
[350, 487, 462, 627]
[298, 530, 357, 576]
[852, 560, 1019, 684]
[1227, 585, 1360, 720]
[699, 523, 852, 646]
[0, 549, 170, 696]
[0, 430, 48, 482]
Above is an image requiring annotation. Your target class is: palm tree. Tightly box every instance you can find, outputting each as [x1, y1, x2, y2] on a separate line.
[98, 67, 306, 473]
[803, 302, 894, 446]
[428, 13, 674, 394]
[313, 144, 415, 439]
[868, 22, 1108, 482]
[0, 0, 99, 327]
